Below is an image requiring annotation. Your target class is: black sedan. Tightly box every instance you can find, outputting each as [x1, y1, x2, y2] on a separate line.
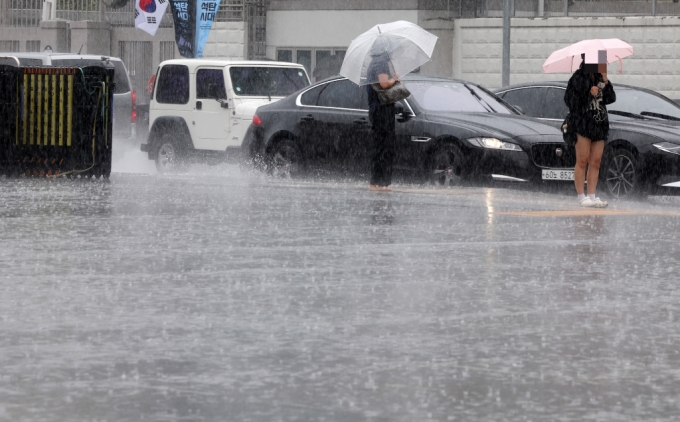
[243, 76, 582, 186]
[494, 82, 680, 197]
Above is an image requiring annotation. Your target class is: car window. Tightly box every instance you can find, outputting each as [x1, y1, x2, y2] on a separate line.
[300, 83, 327, 106]
[608, 88, 680, 119]
[229, 66, 309, 97]
[196, 68, 227, 99]
[540, 88, 569, 119]
[155, 64, 190, 104]
[317, 79, 367, 110]
[50, 59, 131, 93]
[500, 87, 546, 117]
[404, 81, 512, 114]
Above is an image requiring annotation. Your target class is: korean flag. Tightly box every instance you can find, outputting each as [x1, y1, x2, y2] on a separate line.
[135, 0, 169, 36]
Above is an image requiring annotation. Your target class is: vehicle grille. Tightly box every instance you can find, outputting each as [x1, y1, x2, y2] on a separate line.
[531, 143, 576, 168]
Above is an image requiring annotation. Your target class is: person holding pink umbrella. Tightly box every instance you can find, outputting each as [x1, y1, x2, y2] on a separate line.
[544, 39, 633, 207]
[564, 50, 616, 208]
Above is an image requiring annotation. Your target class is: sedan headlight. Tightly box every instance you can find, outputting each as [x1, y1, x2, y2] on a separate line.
[468, 137, 522, 151]
[653, 142, 680, 156]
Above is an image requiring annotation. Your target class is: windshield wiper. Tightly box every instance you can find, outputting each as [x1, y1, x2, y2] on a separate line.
[608, 110, 649, 120]
[463, 83, 493, 113]
[640, 111, 680, 121]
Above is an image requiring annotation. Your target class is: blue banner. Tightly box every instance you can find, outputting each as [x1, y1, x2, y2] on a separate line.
[195, 0, 221, 58]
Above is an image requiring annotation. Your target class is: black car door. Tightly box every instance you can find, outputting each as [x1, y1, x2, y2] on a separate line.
[315, 79, 372, 172]
[296, 82, 333, 164]
[393, 99, 427, 172]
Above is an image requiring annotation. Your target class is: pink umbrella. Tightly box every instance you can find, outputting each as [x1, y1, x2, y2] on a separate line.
[542, 38, 634, 74]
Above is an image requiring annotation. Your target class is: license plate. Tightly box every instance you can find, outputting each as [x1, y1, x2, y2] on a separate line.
[542, 169, 574, 180]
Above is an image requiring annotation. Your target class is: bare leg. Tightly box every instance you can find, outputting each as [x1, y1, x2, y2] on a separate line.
[574, 134, 591, 195]
[586, 140, 605, 195]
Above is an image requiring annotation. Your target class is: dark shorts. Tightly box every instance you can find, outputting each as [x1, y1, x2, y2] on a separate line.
[576, 133, 606, 143]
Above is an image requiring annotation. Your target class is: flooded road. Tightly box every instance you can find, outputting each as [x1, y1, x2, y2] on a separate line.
[1, 165, 680, 421]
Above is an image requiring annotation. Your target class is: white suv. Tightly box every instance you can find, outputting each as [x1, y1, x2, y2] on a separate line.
[141, 59, 310, 172]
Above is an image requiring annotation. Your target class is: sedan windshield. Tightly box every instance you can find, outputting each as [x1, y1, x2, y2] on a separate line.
[403, 81, 514, 114]
[229, 67, 310, 97]
[608, 88, 680, 120]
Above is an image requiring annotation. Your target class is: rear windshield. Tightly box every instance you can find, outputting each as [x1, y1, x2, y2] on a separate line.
[49, 59, 131, 93]
[229, 67, 309, 97]
[17, 58, 44, 66]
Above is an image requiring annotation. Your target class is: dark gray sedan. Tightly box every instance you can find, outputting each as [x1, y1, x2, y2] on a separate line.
[494, 82, 680, 197]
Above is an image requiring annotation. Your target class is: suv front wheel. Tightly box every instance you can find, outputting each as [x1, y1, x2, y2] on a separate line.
[155, 135, 185, 173]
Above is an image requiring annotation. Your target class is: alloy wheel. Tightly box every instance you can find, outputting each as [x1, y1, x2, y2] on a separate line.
[605, 153, 636, 198]
[431, 149, 460, 187]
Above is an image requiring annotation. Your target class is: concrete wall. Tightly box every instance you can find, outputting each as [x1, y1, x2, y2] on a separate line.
[265, 9, 457, 79]
[110, 27, 178, 68]
[0, 20, 68, 53]
[454, 16, 680, 98]
[201, 21, 246, 59]
[266, 9, 419, 56]
[70, 20, 111, 55]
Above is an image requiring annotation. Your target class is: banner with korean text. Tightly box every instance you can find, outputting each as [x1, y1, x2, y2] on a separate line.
[169, 0, 196, 57]
[195, 0, 221, 58]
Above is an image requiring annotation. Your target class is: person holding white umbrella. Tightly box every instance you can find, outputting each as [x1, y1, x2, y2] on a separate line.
[340, 21, 437, 191]
[366, 40, 401, 191]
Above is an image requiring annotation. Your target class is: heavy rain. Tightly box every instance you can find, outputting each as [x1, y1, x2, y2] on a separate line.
[3, 0, 680, 421]
[3, 150, 680, 420]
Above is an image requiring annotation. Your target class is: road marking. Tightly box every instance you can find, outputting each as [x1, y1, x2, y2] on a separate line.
[497, 210, 680, 217]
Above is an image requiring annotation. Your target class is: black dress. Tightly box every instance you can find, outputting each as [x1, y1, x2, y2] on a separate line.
[564, 68, 616, 142]
[366, 56, 396, 186]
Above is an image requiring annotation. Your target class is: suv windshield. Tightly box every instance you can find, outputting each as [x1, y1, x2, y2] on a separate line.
[229, 67, 309, 97]
[608, 88, 680, 120]
[49, 59, 131, 93]
[404, 81, 514, 114]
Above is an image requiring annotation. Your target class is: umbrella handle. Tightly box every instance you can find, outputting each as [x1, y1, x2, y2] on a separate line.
[616, 55, 622, 74]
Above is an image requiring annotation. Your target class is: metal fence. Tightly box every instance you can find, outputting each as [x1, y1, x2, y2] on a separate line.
[474, 0, 680, 18]
[416, 0, 680, 17]
[1, 0, 247, 27]
[3, 0, 679, 28]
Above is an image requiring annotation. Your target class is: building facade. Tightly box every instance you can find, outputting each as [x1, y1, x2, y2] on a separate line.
[1, 0, 680, 102]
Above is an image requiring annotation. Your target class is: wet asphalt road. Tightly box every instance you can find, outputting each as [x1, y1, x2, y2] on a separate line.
[2, 159, 680, 421]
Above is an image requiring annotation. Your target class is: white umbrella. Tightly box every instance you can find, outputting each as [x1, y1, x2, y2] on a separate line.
[340, 21, 438, 86]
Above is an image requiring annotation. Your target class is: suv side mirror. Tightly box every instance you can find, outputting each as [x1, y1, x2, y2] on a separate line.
[206, 82, 228, 108]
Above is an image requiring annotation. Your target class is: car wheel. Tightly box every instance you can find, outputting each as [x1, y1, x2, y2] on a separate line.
[601, 148, 640, 198]
[428, 143, 464, 187]
[155, 136, 185, 174]
[268, 139, 303, 179]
